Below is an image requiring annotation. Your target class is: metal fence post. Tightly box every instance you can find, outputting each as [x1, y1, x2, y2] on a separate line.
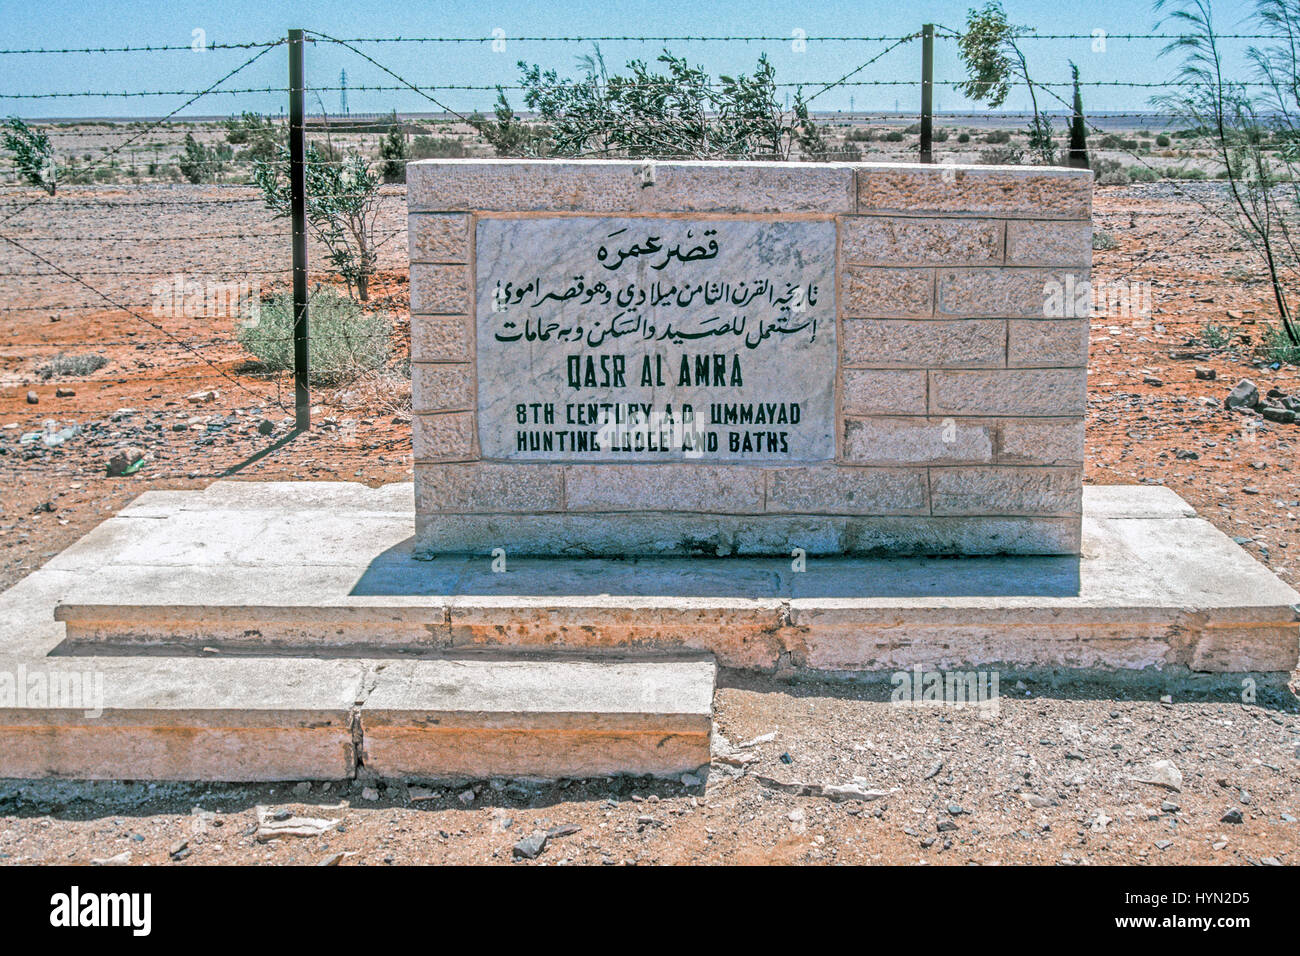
[288, 28, 310, 430]
[920, 23, 934, 163]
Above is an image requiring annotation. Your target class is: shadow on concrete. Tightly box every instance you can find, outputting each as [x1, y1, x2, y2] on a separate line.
[350, 536, 1083, 599]
[716, 669, 1300, 707]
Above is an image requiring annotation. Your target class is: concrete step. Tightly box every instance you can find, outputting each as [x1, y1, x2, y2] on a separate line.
[359, 658, 714, 780]
[49, 483, 1300, 674]
[0, 655, 714, 781]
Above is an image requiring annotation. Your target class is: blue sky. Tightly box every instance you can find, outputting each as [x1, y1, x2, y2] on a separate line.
[0, 0, 1264, 118]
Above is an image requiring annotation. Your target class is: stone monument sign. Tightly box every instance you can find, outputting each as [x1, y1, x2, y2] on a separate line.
[407, 159, 1092, 557]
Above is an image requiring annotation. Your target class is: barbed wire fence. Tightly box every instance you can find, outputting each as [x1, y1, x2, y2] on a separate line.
[0, 25, 1268, 481]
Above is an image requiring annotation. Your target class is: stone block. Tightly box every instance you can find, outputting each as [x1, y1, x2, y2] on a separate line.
[408, 213, 471, 263]
[411, 363, 475, 412]
[840, 215, 1003, 265]
[840, 319, 1005, 368]
[843, 416, 995, 465]
[856, 164, 1092, 219]
[928, 369, 1087, 417]
[929, 466, 1082, 516]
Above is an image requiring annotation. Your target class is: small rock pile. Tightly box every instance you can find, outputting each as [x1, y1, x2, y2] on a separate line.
[1224, 378, 1300, 424]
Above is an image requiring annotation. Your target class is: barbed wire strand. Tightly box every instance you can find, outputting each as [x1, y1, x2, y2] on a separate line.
[0, 232, 289, 409]
[0, 41, 282, 228]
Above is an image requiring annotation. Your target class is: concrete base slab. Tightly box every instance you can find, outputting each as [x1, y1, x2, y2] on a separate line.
[1, 480, 1296, 782]
[48, 481, 1300, 675]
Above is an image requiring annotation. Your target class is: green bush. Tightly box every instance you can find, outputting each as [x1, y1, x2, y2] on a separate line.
[1200, 321, 1232, 350]
[957, 132, 970, 143]
[1261, 322, 1300, 365]
[223, 112, 281, 163]
[1098, 134, 1138, 150]
[1091, 157, 1122, 180]
[983, 129, 1011, 144]
[1155, 133, 1171, 147]
[883, 130, 905, 142]
[1126, 165, 1160, 182]
[177, 132, 232, 184]
[2, 116, 56, 194]
[379, 112, 410, 183]
[238, 289, 392, 386]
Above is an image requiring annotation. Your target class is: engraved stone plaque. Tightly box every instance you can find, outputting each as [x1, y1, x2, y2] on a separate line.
[475, 216, 836, 462]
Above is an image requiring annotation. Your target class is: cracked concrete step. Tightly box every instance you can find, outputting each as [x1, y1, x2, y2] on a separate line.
[0, 656, 715, 782]
[0, 655, 365, 781]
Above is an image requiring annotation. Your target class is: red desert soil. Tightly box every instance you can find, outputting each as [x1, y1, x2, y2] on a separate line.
[0, 183, 1296, 865]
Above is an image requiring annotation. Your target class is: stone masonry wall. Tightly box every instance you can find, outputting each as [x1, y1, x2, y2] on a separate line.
[407, 159, 1091, 556]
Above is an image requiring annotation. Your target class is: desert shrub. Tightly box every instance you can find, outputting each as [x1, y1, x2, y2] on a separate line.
[983, 129, 1011, 144]
[238, 288, 392, 386]
[411, 135, 468, 159]
[328, 366, 412, 417]
[1126, 164, 1160, 182]
[1098, 134, 1139, 150]
[980, 145, 1023, 164]
[254, 142, 382, 301]
[846, 128, 873, 142]
[1155, 133, 1171, 147]
[2, 116, 56, 194]
[883, 130, 905, 142]
[1092, 230, 1117, 250]
[932, 128, 950, 142]
[60, 161, 94, 185]
[1098, 169, 1130, 186]
[957, 132, 971, 143]
[177, 132, 232, 184]
[476, 50, 828, 161]
[1200, 321, 1233, 350]
[1261, 322, 1300, 365]
[36, 352, 107, 379]
[903, 122, 921, 134]
[222, 112, 281, 164]
[379, 112, 410, 183]
[1091, 157, 1122, 180]
[1166, 165, 1207, 180]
